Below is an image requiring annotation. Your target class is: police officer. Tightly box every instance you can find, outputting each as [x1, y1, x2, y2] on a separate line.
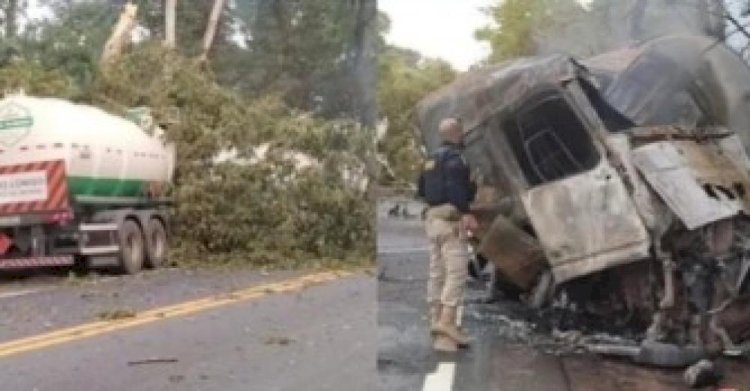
[417, 117, 478, 352]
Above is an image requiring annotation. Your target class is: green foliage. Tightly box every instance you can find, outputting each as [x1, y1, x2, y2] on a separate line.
[173, 155, 373, 265]
[233, 0, 377, 121]
[91, 45, 244, 162]
[136, 0, 234, 57]
[17, 0, 114, 96]
[92, 45, 373, 266]
[3, 0, 376, 123]
[0, 58, 73, 97]
[475, 0, 586, 62]
[377, 46, 456, 184]
[236, 0, 356, 87]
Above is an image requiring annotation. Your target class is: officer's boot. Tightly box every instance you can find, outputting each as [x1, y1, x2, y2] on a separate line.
[434, 305, 470, 347]
[429, 303, 441, 335]
[433, 333, 458, 352]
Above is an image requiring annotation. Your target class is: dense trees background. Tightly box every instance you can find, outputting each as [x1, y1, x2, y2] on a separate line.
[377, 45, 455, 184]
[475, 0, 732, 62]
[375, 14, 457, 185]
[0, 0, 378, 265]
[0, 0, 377, 123]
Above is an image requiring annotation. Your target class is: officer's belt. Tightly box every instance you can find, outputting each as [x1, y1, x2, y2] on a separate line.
[427, 204, 461, 221]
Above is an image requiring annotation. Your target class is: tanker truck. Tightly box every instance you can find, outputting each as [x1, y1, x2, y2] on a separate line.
[0, 94, 175, 274]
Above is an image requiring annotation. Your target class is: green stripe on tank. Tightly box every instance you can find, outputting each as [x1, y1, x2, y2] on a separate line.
[0, 117, 32, 130]
[67, 176, 148, 198]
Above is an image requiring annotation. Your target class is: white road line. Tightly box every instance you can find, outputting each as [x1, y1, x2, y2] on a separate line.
[423, 362, 457, 391]
[422, 305, 466, 390]
[0, 288, 41, 300]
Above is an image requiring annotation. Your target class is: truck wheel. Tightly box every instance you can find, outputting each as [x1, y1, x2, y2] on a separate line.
[117, 219, 144, 274]
[72, 255, 90, 276]
[144, 218, 167, 269]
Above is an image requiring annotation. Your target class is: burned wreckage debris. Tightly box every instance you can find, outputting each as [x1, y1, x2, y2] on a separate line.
[416, 35, 750, 369]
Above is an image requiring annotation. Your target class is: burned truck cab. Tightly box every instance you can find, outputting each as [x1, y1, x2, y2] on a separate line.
[417, 35, 750, 360]
[488, 81, 653, 284]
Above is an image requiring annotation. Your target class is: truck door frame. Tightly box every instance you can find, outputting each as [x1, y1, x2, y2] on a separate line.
[487, 82, 650, 283]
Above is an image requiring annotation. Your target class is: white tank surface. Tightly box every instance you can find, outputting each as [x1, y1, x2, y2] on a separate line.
[0, 95, 175, 200]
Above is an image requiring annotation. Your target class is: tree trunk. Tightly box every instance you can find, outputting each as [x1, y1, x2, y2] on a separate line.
[350, 0, 378, 197]
[165, 0, 177, 48]
[100, 2, 139, 67]
[351, 0, 378, 129]
[354, 0, 378, 129]
[5, 0, 17, 39]
[199, 0, 226, 62]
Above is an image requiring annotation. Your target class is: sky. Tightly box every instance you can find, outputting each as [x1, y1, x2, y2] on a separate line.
[26, 0, 51, 20]
[378, 0, 594, 71]
[378, 0, 493, 71]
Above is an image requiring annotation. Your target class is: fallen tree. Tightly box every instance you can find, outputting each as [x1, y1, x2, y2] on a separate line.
[0, 44, 374, 267]
[92, 45, 374, 266]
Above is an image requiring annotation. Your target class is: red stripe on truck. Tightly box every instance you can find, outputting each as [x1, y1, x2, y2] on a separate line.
[0, 160, 70, 217]
[5, 201, 22, 215]
[46, 164, 69, 211]
[3, 162, 22, 176]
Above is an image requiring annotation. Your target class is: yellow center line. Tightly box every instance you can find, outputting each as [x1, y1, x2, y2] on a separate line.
[0, 270, 353, 358]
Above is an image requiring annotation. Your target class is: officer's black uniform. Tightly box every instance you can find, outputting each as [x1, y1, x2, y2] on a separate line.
[417, 142, 476, 214]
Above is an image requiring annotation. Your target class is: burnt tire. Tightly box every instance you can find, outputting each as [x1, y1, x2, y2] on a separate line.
[117, 219, 145, 275]
[144, 218, 167, 269]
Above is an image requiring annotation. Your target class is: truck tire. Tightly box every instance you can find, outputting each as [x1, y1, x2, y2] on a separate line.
[144, 218, 167, 269]
[72, 255, 91, 276]
[117, 219, 144, 274]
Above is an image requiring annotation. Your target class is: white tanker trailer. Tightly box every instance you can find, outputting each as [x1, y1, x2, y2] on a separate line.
[0, 94, 175, 274]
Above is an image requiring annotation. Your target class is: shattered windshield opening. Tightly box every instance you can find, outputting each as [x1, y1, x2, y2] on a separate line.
[504, 91, 600, 186]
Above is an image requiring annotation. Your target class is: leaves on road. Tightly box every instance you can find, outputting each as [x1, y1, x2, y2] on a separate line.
[263, 336, 294, 346]
[96, 309, 137, 321]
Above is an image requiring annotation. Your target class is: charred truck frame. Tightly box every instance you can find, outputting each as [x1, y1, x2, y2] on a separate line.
[417, 35, 750, 366]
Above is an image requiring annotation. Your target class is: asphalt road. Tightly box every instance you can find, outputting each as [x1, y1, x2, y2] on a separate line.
[376, 197, 750, 391]
[0, 266, 375, 391]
